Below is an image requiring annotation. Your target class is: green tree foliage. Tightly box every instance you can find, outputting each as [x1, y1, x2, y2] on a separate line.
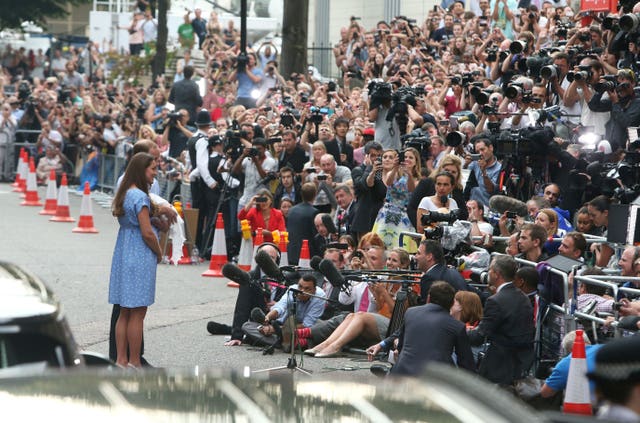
[1, 0, 91, 30]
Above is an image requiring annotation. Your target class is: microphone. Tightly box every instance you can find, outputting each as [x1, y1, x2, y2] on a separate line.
[221, 263, 251, 286]
[439, 195, 448, 207]
[310, 255, 323, 271]
[250, 307, 267, 324]
[318, 258, 346, 289]
[255, 249, 286, 281]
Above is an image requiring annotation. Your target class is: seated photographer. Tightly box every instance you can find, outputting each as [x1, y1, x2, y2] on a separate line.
[467, 200, 494, 242]
[273, 166, 301, 208]
[244, 273, 326, 348]
[463, 137, 500, 209]
[575, 267, 615, 315]
[206, 243, 284, 346]
[237, 189, 286, 243]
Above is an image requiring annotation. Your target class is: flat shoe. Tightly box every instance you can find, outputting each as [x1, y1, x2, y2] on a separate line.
[303, 348, 317, 356]
[314, 351, 343, 358]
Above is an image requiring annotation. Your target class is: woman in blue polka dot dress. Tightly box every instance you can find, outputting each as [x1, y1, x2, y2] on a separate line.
[109, 152, 163, 369]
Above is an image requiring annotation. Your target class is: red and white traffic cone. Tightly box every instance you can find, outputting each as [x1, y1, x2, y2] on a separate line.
[72, 181, 98, 233]
[39, 169, 58, 215]
[13, 150, 27, 193]
[202, 213, 227, 277]
[279, 231, 289, 267]
[563, 329, 593, 416]
[177, 244, 193, 265]
[299, 239, 311, 268]
[21, 158, 42, 207]
[11, 148, 25, 189]
[50, 173, 76, 222]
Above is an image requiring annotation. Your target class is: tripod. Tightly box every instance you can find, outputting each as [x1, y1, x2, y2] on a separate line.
[253, 287, 329, 376]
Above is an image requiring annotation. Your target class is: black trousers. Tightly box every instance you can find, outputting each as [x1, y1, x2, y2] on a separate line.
[230, 282, 268, 341]
[192, 178, 221, 255]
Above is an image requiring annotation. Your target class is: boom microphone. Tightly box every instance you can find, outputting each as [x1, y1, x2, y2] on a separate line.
[255, 249, 286, 281]
[310, 256, 323, 271]
[221, 263, 251, 286]
[318, 258, 346, 289]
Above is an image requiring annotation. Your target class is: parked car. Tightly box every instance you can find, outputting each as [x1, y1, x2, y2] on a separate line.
[0, 261, 111, 371]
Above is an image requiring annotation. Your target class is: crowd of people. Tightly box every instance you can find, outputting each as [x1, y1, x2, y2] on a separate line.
[2, 0, 640, 418]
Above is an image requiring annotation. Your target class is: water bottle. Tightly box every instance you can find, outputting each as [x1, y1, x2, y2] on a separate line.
[191, 246, 200, 265]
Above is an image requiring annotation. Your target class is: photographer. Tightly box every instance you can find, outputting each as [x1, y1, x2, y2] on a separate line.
[229, 52, 263, 109]
[509, 83, 548, 129]
[463, 137, 501, 208]
[259, 60, 286, 97]
[232, 138, 277, 209]
[161, 109, 194, 159]
[587, 69, 640, 152]
[278, 129, 306, 173]
[563, 58, 609, 138]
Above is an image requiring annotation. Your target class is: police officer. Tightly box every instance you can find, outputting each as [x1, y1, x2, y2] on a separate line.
[187, 110, 216, 256]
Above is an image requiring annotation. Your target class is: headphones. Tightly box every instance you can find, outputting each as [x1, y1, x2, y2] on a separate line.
[256, 242, 281, 265]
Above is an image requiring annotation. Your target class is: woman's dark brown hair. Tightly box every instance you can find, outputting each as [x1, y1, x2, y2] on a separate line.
[112, 152, 155, 217]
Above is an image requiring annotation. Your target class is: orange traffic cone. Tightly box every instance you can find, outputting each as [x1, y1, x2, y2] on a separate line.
[50, 173, 75, 222]
[177, 244, 193, 265]
[39, 169, 58, 215]
[299, 239, 311, 267]
[563, 329, 593, 415]
[21, 158, 42, 207]
[202, 213, 227, 277]
[13, 150, 27, 193]
[11, 148, 25, 189]
[279, 231, 289, 267]
[72, 182, 98, 233]
[251, 227, 265, 269]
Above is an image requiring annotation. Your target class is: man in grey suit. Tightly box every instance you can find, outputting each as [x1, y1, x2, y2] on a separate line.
[286, 182, 319, 265]
[390, 281, 476, 377]
[468, 255, 535, 387]
[168, 65, 202, 126]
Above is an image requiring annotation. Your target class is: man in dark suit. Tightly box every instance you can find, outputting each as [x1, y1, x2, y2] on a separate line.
[390, 282, 475, 376]
[416, 239, 469, 302]
[334, 184, 356, 237]
[468, 255, 535, 386]
[350, 142, 385, 241]
[278, 129, 306, 173]
[324, 117, 354, 169]
[286, 182, 319, 264]
[168, 65, 202, 126]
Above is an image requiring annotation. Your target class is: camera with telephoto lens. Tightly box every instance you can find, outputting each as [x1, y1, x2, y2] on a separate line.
[401, 129, 431, 159]
[420, 209, 459, 227]
[486, 46, 499, 62]
[566, 65, 591, 83]
[594, 75, 618, 93]
[386, 86, 419, 136]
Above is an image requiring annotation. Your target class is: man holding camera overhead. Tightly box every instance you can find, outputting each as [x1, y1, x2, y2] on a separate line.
[587, 68, 640, 151]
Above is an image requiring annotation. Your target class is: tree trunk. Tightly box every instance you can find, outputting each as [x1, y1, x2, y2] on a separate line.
[152, 0, 169, 80]
[281, 0, 308, 80]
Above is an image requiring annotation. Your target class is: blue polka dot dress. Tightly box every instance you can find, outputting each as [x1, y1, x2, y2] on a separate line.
[109, 188, 157, 308]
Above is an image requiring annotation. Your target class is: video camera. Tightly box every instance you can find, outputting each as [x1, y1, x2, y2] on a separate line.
[309, 106, 330, 124]
[168, 112, 182, 125]
[420, 209, 459, 227]
[236, 52, 250, 72]
[401, 129, 431, 159]
[368, 79, 393, 110]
